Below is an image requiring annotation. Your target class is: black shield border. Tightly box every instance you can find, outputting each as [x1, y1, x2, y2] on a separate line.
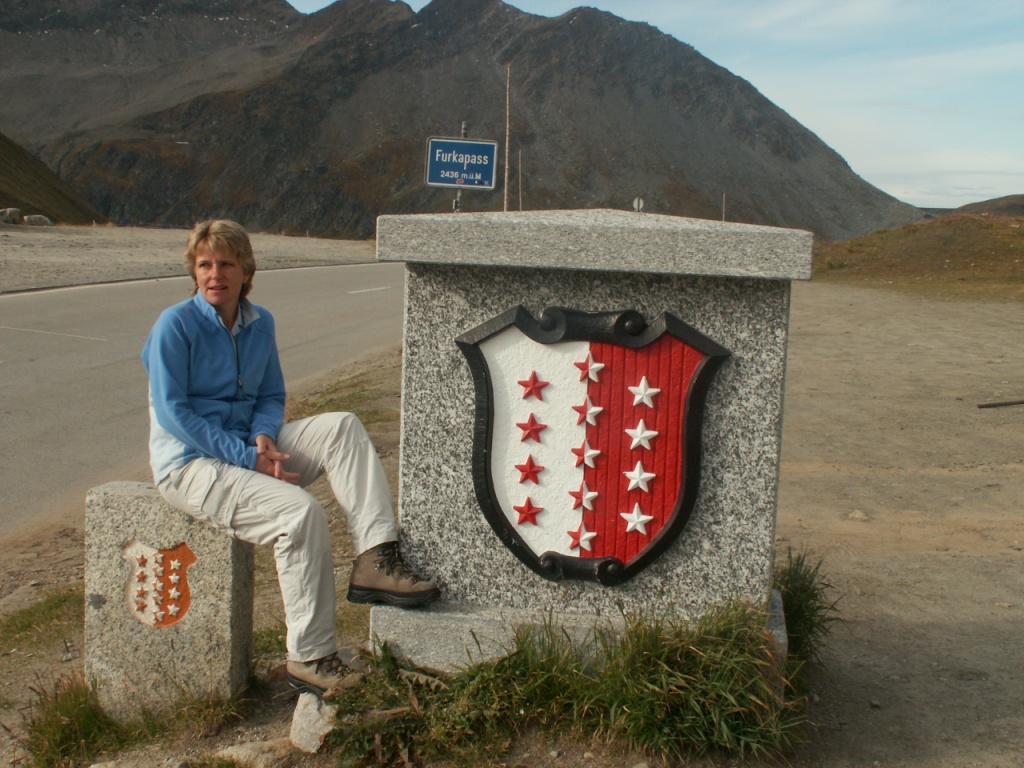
[456, 306, 731, 586]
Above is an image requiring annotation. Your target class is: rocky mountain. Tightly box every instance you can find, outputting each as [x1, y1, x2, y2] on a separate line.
[0, 0, 924, 239]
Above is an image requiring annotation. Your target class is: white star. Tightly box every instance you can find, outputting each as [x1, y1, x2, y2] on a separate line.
[573, 396, 604, 426]
[628, 376, 661, 408]
[571, 481, 599, 511]
[153, 566, 165, 577]
[624, 461, 656, 492]
[169, 587, 181, 600]
[625, 419, 659, 450]
[153, 609, 165, 622]
[170, 559, 182, 570]
[621, 503, 656, 535]
[168, 604, 181, 616]
[170, 573, 181, 584]
[574, 353, 605, 382]
[572, 439, 601, 468]
[570, 523, 598, 552]
[153, 580, 165, 592]
[154, 552, 164, 564]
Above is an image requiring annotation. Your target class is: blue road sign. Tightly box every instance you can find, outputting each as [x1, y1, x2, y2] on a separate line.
[425, 137, 499, 190]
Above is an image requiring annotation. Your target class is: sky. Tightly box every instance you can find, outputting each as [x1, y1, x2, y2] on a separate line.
[287, 0, 1024, 209]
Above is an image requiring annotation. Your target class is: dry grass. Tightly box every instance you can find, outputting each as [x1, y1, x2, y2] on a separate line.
[813, 213, 1024, 301]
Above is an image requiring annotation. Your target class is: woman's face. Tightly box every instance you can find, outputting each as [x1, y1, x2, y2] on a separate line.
[194, 243, 249, 322]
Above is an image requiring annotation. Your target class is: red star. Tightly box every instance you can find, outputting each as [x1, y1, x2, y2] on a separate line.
[567, 522, 597, 551]
[135, 600, 147, 613]
[514, 454, 545, 484]
[571, 396, 603, 426]
[136, 555, 148, 567]
[135, 587, 147, 599]
[568, 481, 598, 511]
[573, 353, 605, 382]
[570, 439, 601, 468]
[516, 413, 547, 442]
[136, 571, 148, 583]
[517, 371, 549, 400]
[513, 497, 544, 525]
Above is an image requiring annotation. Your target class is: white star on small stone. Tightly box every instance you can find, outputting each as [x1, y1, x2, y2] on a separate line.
[624, 461, 656, 492]
[628, 376, 661, 408]
[575, 353, 606, 382]
[625, 419, 659, 450]
[621, 503, 656, 535]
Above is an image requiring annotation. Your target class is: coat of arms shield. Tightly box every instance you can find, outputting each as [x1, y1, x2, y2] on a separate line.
[123, 539, 197, 627]
[457, 306, 730, 585]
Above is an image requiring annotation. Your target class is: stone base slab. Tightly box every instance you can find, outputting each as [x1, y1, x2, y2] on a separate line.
[371, 597, 788, 673]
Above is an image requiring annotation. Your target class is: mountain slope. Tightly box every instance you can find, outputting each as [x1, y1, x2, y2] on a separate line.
[0, 0, 923, 239]
[0, 130, 108, 224]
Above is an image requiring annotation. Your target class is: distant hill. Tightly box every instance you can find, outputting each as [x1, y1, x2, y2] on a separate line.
[0, 130, 108, 224]
[0, 0, 924, 240]
[954, 195, 1024, 217]
[814, 212, 1024, 301]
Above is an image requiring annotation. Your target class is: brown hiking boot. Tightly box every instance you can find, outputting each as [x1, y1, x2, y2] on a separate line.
[346, 541, 440, 607]
[287, 651, 364, 700]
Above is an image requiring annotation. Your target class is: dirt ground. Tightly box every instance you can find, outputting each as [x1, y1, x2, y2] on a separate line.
[1, 225, 1022, 766]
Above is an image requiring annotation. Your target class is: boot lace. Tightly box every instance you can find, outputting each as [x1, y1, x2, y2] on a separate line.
[314, 651, 351, 676]
[374, 542, 423, 583]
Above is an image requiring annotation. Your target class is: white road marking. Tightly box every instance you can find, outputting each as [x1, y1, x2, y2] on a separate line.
[0, 325, 108, 342]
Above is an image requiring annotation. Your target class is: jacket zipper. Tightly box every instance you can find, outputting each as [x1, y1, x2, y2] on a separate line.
[226, 326, 243, 394]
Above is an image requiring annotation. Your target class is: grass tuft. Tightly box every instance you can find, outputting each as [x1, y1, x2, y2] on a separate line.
[19, 674, 130, 768]
[17, 672, 245, 767]
[328, 585, 836, 767]
[773, 548, 840, 663]
[0, 584, 84, 650]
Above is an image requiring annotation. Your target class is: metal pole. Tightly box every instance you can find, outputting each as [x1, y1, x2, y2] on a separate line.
[453, 121, 467, 213]
[504, 65, 511, 212]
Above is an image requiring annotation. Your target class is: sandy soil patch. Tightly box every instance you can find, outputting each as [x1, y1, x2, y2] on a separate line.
[0, 223, 375, 293]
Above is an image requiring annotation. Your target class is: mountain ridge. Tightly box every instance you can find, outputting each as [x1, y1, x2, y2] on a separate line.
[0, 0, 925, 239]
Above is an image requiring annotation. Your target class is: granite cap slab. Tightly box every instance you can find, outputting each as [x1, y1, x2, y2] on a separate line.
[377, 209, 812, 280]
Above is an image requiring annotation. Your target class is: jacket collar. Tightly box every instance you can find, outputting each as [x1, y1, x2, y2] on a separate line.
[192, 293, 260, 330]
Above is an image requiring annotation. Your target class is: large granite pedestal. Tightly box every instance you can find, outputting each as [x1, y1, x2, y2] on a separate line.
[374, 210, 811, 670]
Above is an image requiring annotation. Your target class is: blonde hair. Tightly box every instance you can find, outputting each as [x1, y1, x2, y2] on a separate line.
[183, 219, 256, 298]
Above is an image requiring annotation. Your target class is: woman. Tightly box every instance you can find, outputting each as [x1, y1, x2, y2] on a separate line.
[142, 219, 437, 699]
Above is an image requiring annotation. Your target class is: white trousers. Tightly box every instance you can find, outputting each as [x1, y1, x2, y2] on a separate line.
[157, 412, 397, 661]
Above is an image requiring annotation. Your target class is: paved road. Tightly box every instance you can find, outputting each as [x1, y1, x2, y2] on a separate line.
[0, 263, 405, 543]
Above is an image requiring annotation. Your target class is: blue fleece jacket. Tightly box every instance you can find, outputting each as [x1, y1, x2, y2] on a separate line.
[141, 293, 286, 484]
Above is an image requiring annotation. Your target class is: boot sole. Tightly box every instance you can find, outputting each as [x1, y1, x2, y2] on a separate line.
[287, 675, 329, 699]
[346, 585, 440, 607]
